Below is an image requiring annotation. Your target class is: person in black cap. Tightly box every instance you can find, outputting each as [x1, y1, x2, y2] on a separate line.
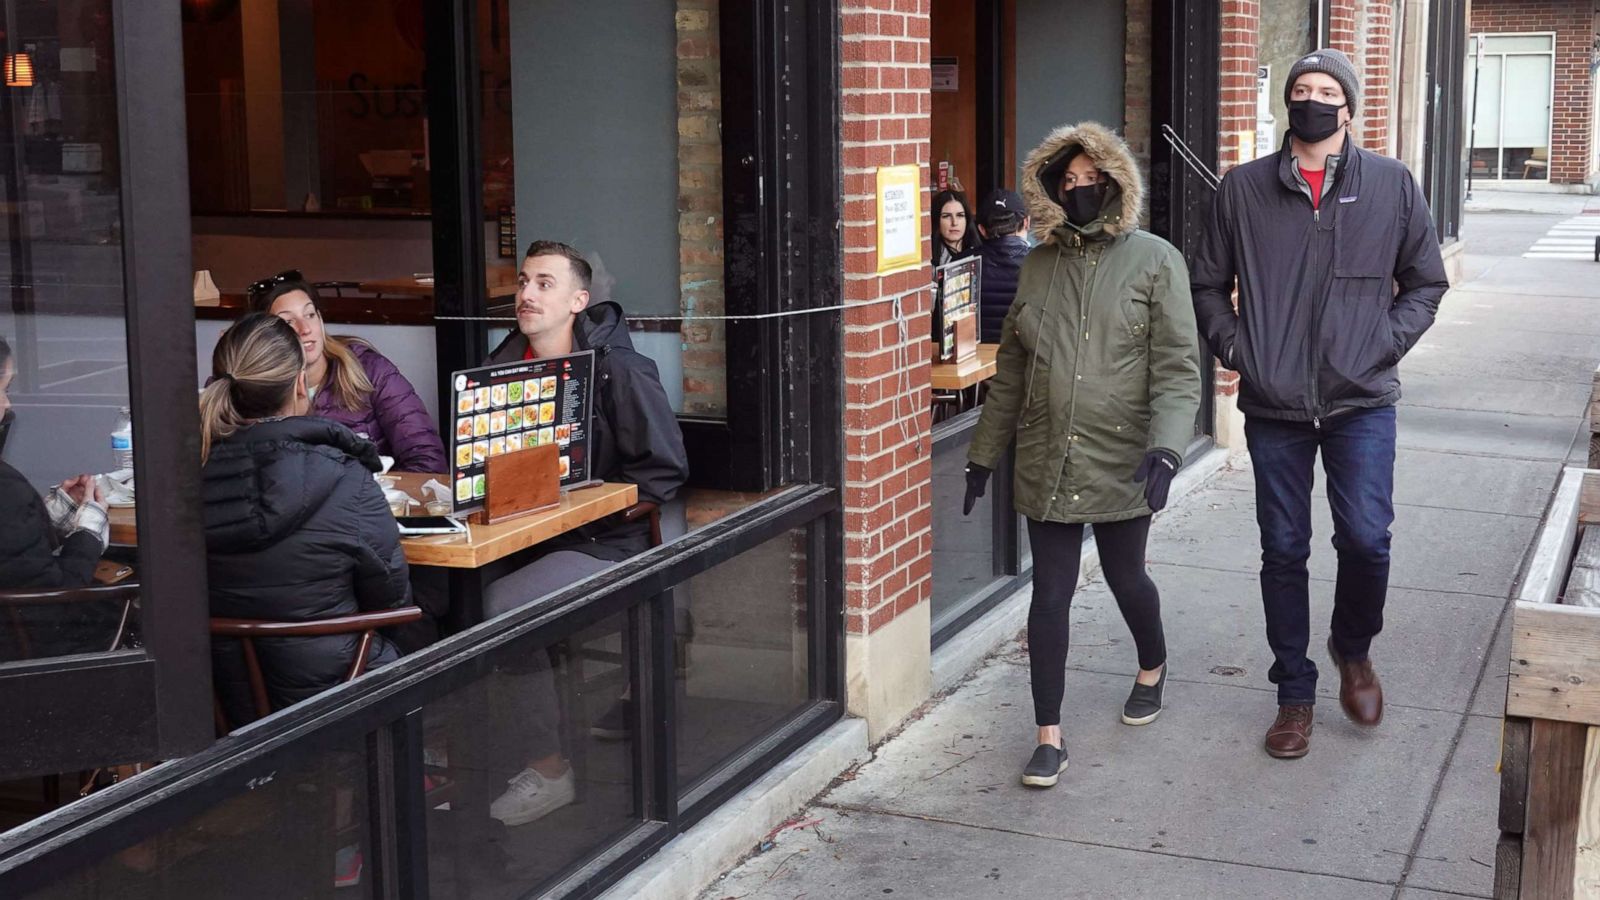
[1189, 49, 1448, 760]
[974, 189, 1031, 344]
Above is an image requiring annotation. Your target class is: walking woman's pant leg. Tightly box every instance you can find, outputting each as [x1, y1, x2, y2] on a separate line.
[1090, 516, 1167, 671]
[1026, 518, 1085, 727]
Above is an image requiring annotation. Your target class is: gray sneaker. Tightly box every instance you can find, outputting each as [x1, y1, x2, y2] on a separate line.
[1121, 666, 1167, 726]
[1020, 743, 1069, 788]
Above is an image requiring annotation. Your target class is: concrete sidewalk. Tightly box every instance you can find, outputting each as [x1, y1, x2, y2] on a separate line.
[700, 214, 1600, 899]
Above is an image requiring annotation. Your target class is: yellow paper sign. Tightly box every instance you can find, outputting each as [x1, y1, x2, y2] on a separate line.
[876, 164, 922, 274]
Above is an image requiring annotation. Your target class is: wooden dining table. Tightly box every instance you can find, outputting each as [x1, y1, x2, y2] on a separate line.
[107, 475, 638, 629]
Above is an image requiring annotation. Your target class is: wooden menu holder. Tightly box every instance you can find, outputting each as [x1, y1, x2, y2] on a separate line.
[475, 443, 561, 525]
[952, 314, 978, 363]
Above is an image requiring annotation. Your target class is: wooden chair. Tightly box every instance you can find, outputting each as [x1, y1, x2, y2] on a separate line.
[0, 582, 138, 661]
[1523, 147, 1549, 180]
[0, 583, 138, 814]
[210, 606, 424, 731]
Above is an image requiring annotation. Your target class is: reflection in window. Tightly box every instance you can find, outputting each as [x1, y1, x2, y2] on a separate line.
[182, 0, 445, 215]
[675, 527, 810, 792]
[0, 0, 138, 666]
[423, 611, 638, 897]
[20, 744, 373, 900]
[931, 425, 999, 627]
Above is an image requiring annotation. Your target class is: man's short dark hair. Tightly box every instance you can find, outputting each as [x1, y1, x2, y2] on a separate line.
[524, 240, 593, 291]
[986, 212, 1025, 237]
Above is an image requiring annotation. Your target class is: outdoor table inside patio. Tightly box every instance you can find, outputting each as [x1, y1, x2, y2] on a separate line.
[107, 476, 637, 629]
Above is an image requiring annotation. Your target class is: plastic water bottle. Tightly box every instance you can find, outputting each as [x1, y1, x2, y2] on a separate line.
[111, 406, 134, 472]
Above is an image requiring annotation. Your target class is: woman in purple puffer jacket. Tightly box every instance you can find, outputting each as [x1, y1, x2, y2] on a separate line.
[250, 273, 446, 473]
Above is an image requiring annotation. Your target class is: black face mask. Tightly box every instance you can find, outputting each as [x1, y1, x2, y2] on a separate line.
[1288, 99, 1344, 143]
[1063, 183, 1106, 227]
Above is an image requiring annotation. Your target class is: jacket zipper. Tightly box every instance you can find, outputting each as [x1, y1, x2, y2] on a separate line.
[1048, 241, 1098, 508]
[1310, 205, 1322, 429]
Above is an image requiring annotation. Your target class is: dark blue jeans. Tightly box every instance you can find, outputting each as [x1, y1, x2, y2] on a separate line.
[1244, 407, 1396, 706]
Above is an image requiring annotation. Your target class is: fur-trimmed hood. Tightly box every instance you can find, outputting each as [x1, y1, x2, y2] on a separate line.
[1021, 121, 1144, 245]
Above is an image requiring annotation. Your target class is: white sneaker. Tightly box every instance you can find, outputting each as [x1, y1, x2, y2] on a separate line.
[489, 766, 576, 827]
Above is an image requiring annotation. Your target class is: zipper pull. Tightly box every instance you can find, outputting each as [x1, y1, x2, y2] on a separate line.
[1313, 416, 1321, 430]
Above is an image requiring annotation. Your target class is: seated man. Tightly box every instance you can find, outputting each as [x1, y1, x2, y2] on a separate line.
[974, 189, 1032, 344]
[481, 240, 688, 827]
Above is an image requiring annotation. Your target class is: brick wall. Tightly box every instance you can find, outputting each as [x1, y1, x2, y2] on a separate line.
[1361, 0, 1394, 152]
[676, 0, 728, 416]
[1470, 0, 1596, 184]
[1329, 0, 1359, 57]
[1215, 0, 1259, 400]
[1219, 0, 1261, 177]
[841, 0, 935, 638]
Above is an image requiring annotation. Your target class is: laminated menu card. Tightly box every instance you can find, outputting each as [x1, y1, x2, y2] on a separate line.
[448, 349, 596, 515]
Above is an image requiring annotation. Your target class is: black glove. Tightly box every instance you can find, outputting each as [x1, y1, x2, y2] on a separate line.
[962, 463, 991, 516]
[1132, 449, 1180, 513]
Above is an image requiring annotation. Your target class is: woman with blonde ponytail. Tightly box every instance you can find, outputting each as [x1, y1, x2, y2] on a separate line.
[249, 272, 445, 472]
[200, 313, 412, 726]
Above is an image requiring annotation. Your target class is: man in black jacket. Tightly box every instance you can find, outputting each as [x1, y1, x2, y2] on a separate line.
[481, 240, 689, 827]
[974, 189, 1031, 343]
[1190, 50, 1448, 760]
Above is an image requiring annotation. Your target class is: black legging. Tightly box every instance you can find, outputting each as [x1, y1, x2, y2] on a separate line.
[1027, 516, 1166, 727]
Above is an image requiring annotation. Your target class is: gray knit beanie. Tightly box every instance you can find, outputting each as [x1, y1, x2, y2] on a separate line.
[1283, 48, 1359, 115]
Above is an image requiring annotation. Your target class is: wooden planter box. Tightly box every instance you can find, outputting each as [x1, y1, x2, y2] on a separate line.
[1497, 467, 1600, 900]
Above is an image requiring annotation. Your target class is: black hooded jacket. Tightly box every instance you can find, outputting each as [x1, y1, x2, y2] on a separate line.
[202, 417, 410, 726]
[1190, 134, 1449, 423]
[488, 301, 689, 561]
[976, 236, 1030, 344]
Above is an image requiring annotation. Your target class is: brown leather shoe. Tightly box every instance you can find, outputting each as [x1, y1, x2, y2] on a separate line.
[1327, 637, 1383, 726]
[1264, 705, 1313, 759]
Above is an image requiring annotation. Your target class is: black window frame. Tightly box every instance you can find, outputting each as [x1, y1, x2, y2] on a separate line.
[0, 0, 214, 780]
[3, 0, 846, 895]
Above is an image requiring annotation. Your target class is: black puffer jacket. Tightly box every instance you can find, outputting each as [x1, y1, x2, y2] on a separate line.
[202, 417, 410, 726]
[488, 301, 689, 561]
[0, 459, 114, 661]
[1190, 134, 1448, 423]
[977, 235, 1030, 343]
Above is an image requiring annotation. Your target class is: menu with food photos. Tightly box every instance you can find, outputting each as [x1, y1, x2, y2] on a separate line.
[448, 350, 596, 515]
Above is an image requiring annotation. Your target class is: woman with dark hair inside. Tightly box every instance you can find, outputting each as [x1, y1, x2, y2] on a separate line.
[200, 313, 412, 725]
[0, 335, 123, 660]
[249, 271, 446, 473]
[932, 188, 981, 267]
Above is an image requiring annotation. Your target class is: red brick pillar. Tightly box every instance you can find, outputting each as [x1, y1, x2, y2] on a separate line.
[1552, 1, 1594, 184]
[1214, 0, 1258, 428]
[1328, 0, 1359, 57]
[840, 0, 935, 738]
[1361, 0, 1393, 153]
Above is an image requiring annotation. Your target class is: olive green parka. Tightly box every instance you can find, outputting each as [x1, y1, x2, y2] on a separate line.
[967, 122, 1202, 524]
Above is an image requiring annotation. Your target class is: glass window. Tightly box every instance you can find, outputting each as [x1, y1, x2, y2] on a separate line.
[1469, 39, 1551, 182]
[0, 0, 138, 665]
[422, 610, 638, 897]
[931, 425, 998, 626]
[1258, 0, 1315, 152]
[20, 742, 372, 900]
[494, 0, 727, 418]
[182, 0, 434, 216]
[676, 527, 810, 792]
[1484, 34, 1553, 54]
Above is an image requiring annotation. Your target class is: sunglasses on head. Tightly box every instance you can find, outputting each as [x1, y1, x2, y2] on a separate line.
[247, 269, 304, 304]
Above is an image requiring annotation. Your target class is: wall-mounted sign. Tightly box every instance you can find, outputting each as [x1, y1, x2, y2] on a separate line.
[876, 164, 922, 274]
[932, 56, 959, 92]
